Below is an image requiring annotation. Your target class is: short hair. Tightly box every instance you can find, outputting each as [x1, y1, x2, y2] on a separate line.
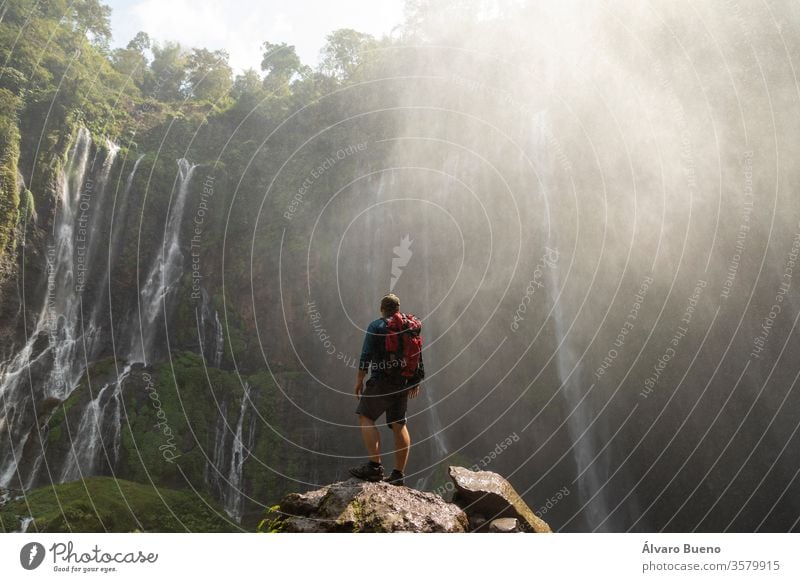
[380, 293, 400, 315]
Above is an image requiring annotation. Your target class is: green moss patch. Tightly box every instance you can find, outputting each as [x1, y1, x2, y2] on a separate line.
[0, 477, 236, 532]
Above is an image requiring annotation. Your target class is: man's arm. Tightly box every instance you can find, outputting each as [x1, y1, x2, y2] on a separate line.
[408, 352, 423, 399]
[354, 369, 367, 399]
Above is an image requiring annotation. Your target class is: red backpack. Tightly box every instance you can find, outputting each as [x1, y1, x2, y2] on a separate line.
[384, 312, 423, 380]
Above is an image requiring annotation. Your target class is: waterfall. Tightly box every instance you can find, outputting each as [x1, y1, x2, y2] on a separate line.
[78, 140, 121, 358]
[59, 384, 111, 482]
[89, 154, 144, 329]
[0, 129, 125, 488]
[546, 263, 610, 529]
[59, 365, 130, 482]
[420, 201, 448, 460]
[526, 108, 610, 529]
[131, 158, 197, 364]
[15, 516, 33, 533]
[0, 128, 95, 487]
[48, 155, 144, 487]
[415, 384, 449, 491]
[199, 288, 225, 368]
[223, 383, 256, 521]
[213, 311, 224, 368]
[207, 383, 256, 522]
[411, 194, 448, 492]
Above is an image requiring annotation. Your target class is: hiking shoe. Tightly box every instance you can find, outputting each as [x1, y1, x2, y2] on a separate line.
[349, 462, 384, 482]
[383, 469, 405, 486]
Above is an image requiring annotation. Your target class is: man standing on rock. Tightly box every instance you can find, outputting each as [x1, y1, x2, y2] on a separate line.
[350, 293, 423, 486]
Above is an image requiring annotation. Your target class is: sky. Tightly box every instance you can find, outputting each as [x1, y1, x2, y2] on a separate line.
[105, 0, 406, 73]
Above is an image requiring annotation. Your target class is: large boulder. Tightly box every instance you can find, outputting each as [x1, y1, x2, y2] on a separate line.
[449, 466, 552, 533]
[263, 478, 469, 533]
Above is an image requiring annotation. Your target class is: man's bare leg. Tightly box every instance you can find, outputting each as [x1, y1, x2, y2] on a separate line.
[391, 422, 411, 473]
[358, 414, 381, 463]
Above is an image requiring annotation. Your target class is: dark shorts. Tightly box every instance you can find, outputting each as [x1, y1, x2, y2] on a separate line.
[355, 376, 409, 426]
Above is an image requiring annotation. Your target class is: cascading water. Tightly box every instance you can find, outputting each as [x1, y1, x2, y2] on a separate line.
[0, 129, 127, 489]
[225, 383, 256, 521]
[15, 515, 33, 533]
[59, 382, 112, 482]
[50, 155, 145, 486]
[209, 383, 256, 522]
[400, 183, 449, 491]
[59, 365, 131, 482]
[75, 139, 122, 357]
[213, 311, 224, 368]
[357, 170, 387, 311]
[0, 128, 95, 487]
[199, 288, 225, 368]
[406, 204, 449, 490]
[527, 106, 610, 529]
[89, 154, 144, 329]
[546, 260, 610, 530]
[131, 158, 197, 364]
[418, 203, 448, 461]
[205, 401, 228, 492]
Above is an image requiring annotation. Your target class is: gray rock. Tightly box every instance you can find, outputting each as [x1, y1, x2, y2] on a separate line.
[265, 478, 469, 533]
[448, 466, 552, 533]
[489, 517, 519, 533]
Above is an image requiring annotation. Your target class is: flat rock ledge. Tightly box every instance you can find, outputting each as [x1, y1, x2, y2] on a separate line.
[263, 478, 468, 532]
[262, 467, 552, 533]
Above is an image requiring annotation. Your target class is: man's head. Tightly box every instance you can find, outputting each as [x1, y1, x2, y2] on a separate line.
[380, 293, 400, 317]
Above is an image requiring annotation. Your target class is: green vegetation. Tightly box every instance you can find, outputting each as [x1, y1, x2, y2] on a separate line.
[0, 477, 236, 532]
[116, 352, 258, 486]
[0, 0, 395, 264]
[0, 88, 21, 265]
[46, 383, 86, 445]
[257, 504, 284, 533]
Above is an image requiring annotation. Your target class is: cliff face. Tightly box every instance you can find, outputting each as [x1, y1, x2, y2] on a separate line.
[261, 467, 552, 533]
[0, 121, 346, 525]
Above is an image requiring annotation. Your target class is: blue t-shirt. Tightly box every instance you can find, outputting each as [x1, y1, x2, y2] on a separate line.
[359, 318, 388, 379]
